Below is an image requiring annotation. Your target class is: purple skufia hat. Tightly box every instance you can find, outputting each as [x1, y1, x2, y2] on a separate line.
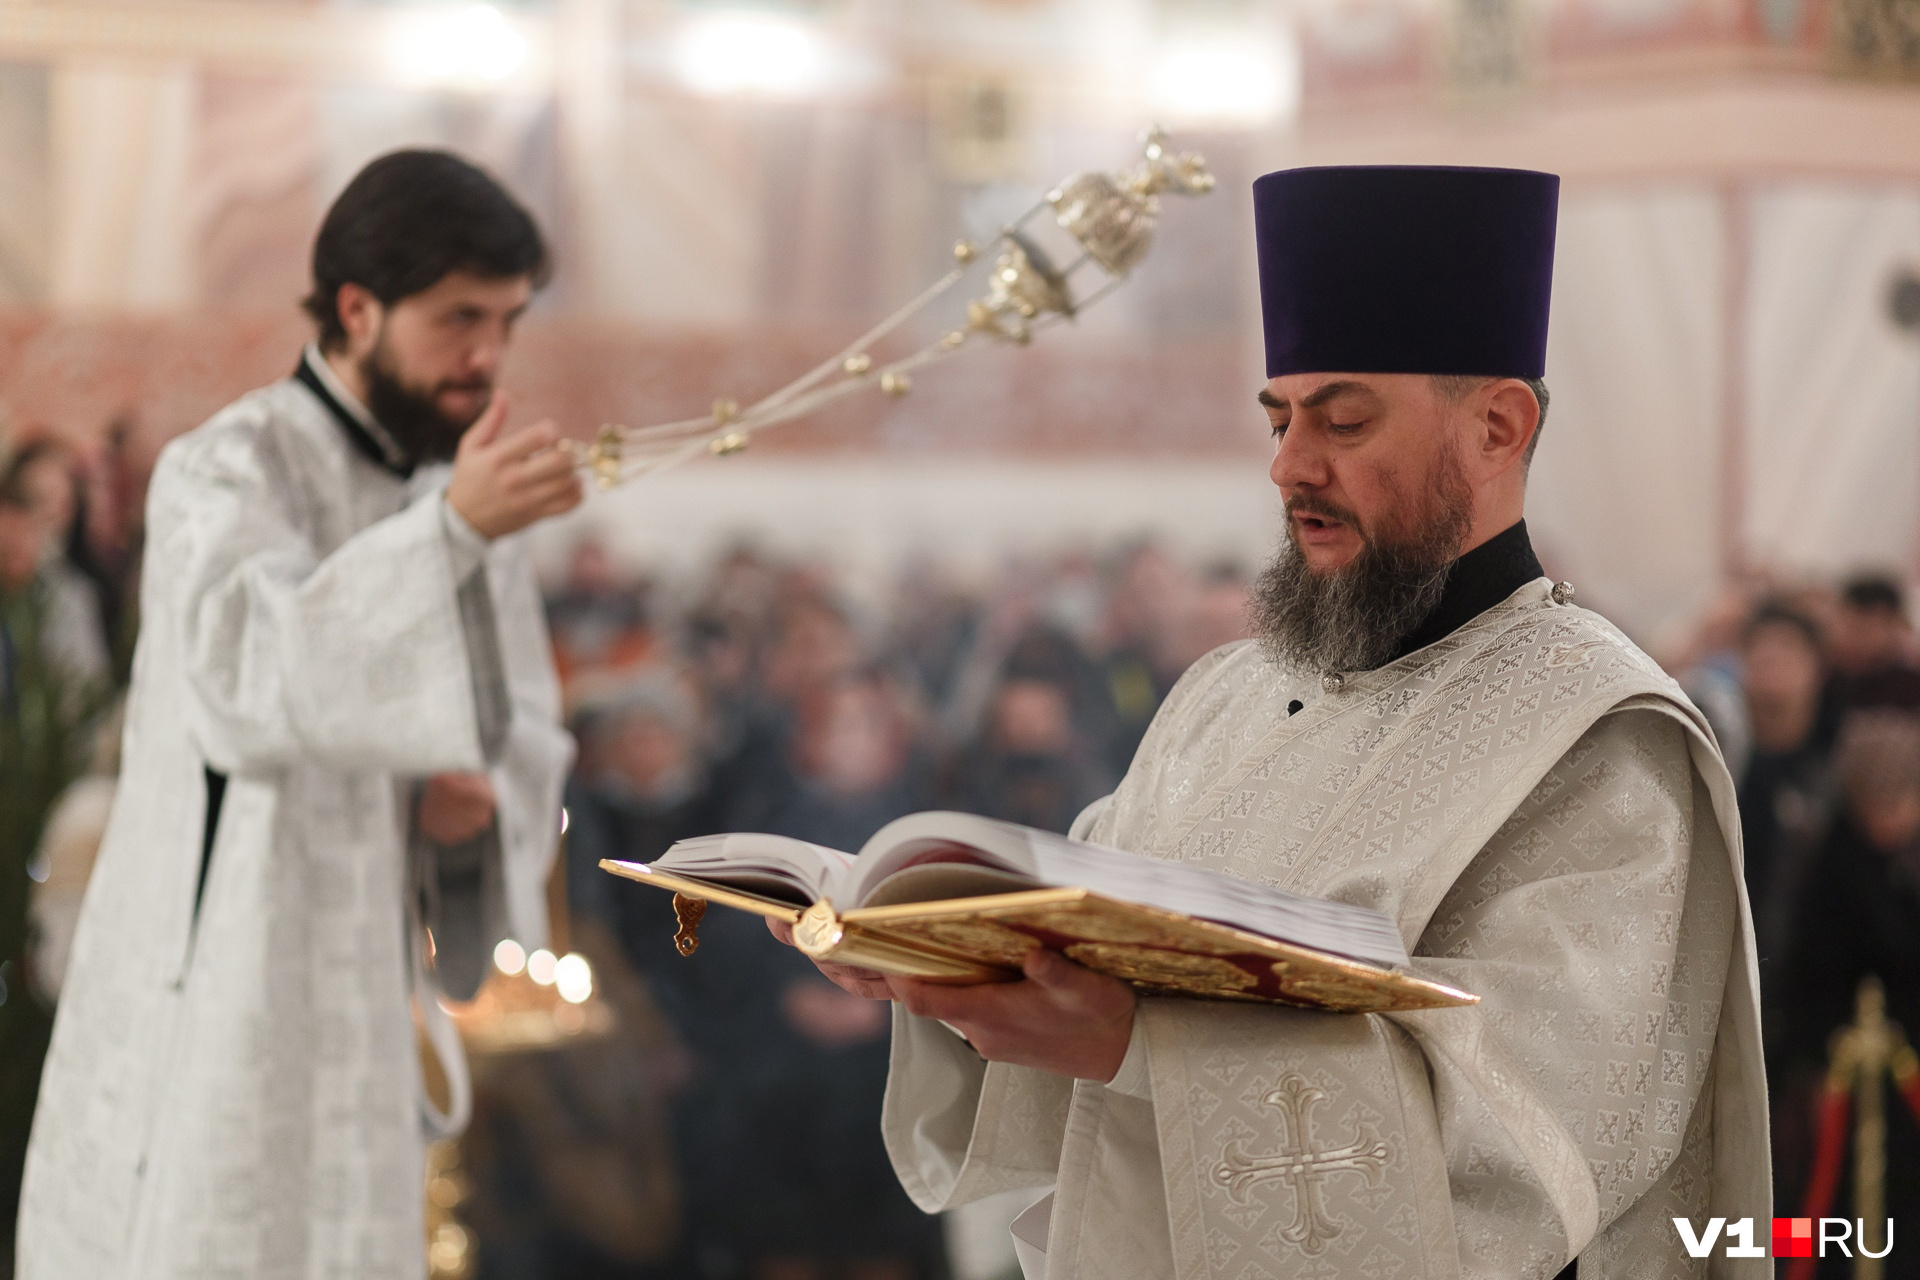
[1253, 165, 1560, 380]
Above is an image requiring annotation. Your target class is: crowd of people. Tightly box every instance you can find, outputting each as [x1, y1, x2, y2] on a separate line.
[1669, 572, 1920, 1239]
[8, 417, 1920, 1277]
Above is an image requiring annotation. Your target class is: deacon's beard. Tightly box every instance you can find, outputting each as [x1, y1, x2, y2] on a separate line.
[359, 332, 490, 466]
[1250, 448, 1474, 675]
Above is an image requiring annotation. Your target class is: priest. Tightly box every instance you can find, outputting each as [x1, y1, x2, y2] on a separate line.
[17, 151, 579, 1278]
[785, 167, 1770, 1277]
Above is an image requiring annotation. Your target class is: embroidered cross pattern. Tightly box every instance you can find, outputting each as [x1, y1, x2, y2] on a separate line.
[1212, 1073, 1391, 1255]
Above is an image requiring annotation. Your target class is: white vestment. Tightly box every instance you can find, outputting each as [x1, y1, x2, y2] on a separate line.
[16, 365, 573, 1279]
[884, 581, 1769, 1279]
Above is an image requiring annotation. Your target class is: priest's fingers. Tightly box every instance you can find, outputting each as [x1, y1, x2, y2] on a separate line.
[496, 459, 582, 511]
[815, 961, 894, 1001]
[493, 419, 564, 463]
[887, 975, 1008, 1024]
[889, 954, 1128, 1025]
[418, 772, 498, 844]
[891, 964, 1133, 1078]
[506, 448, 582, 489]
[429, 771, 495, 802]
[526, 477, 585, 519]
[766, 918, 796, 945]
[463, 390, 510, 451]
[1022, 948, 1136, 1018]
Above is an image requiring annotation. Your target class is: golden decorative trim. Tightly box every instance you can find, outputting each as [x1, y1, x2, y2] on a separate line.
[603, 861, 1478, 1013]
[600, 860, 804, 923]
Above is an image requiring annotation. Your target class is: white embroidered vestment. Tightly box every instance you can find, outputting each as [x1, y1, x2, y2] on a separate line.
[883, 581, 1769, 1280]
[17, 373, 573, 1280]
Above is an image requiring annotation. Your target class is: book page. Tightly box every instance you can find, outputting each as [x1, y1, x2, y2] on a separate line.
[857, 862, 1037, 908]
[651, 832, 856, 905]
[844, 812, 1042, 907]
[849, 812, 1409, 968]
[1018, 827, 1409, 967]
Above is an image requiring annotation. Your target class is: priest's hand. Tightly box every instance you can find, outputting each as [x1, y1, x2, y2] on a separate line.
[888, 949, 1137, 1082]
[771, 912, 1136, 1081]
[765, 918, 896, 1000]
[446, 391, 583, 539]
[419, 772, 497, 845]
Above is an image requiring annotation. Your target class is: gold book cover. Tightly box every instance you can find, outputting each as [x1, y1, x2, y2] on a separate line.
[601, 860, 1476, 1015]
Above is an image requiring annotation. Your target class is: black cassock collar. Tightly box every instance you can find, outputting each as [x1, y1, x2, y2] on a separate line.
[1389, 519, 1544, 663]
[293, 350, 414, 481]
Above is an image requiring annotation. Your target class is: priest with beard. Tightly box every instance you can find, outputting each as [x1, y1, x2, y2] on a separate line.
[18, 151, 580, 1278]
[782, 167, 1769, 1278]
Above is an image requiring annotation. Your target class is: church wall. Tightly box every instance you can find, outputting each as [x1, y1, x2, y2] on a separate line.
[526, 456, 1283, 599]
[0, 61, 50, 305]
[1741, 182, 1920, 580]
[1530, 183, 1728, 642]
[48, 59, 196, 310]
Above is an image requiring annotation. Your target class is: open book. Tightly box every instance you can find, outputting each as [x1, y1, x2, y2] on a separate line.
[601, 810, 1475, 1013]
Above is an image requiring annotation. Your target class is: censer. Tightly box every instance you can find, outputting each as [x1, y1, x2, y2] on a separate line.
[561, 127, 1216, 488]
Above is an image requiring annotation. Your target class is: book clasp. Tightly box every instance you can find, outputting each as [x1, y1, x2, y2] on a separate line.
[671, 894, 707, 956]
[793, 901, 845, 957]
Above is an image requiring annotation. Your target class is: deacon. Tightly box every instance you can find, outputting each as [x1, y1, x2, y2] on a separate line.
[788, 167, 1769, 1277]
[18, 151, 580, 1278]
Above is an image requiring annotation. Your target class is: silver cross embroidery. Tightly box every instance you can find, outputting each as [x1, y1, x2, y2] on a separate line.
[1212, 1073, 1391, 1256]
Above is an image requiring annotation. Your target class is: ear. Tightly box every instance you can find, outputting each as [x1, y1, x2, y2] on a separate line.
[334, 283, 384, 356]
[1479, 378, 1540, 476]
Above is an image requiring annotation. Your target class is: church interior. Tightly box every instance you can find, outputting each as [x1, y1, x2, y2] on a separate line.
[3, 0, 1920, 1277]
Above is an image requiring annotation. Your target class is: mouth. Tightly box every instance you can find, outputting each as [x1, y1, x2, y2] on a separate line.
[1290, 509, 1352, 546]
[436, 384, 492, 414]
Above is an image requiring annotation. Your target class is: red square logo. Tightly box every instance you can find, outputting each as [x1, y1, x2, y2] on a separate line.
[1773, 1218, 1813, 1258]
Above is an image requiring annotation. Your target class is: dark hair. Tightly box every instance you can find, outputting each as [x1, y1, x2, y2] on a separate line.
[0, 438, 68, 510]
[1837, 710, 1920, 806]
[1743, 601, 1822, 651]
[1842, 573, 1905, 616]
[1431, 375, 1551, 464]
[303, 149, 550, 351]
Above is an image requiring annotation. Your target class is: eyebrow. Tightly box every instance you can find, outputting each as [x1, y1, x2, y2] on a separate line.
[1256, 380, 1377, 412]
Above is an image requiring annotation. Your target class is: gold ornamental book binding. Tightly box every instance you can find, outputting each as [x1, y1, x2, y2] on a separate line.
[600, 859, 1477, 1015]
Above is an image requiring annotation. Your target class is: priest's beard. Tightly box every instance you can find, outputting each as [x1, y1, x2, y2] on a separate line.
[1250, 444, 1475, 674]
[358, 331, 491, 466]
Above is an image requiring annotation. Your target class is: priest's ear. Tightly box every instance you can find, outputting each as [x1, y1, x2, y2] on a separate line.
[1478, 377, 1545, 478]
[331, 283, 387, 358]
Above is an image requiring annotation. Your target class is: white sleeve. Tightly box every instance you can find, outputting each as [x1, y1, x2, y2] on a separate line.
[154, 429, 489, 777]
[882, 1006, 1073, 1212]
[439, 495, 490, 580]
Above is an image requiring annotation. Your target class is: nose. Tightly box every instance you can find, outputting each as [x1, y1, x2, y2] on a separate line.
[467, 339, 504, 378]
[466, 323, 514, 378]
[1270, 420, 1328, 497]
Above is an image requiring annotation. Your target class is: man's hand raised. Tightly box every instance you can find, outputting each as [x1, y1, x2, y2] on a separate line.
[445, 391, 583, 540]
